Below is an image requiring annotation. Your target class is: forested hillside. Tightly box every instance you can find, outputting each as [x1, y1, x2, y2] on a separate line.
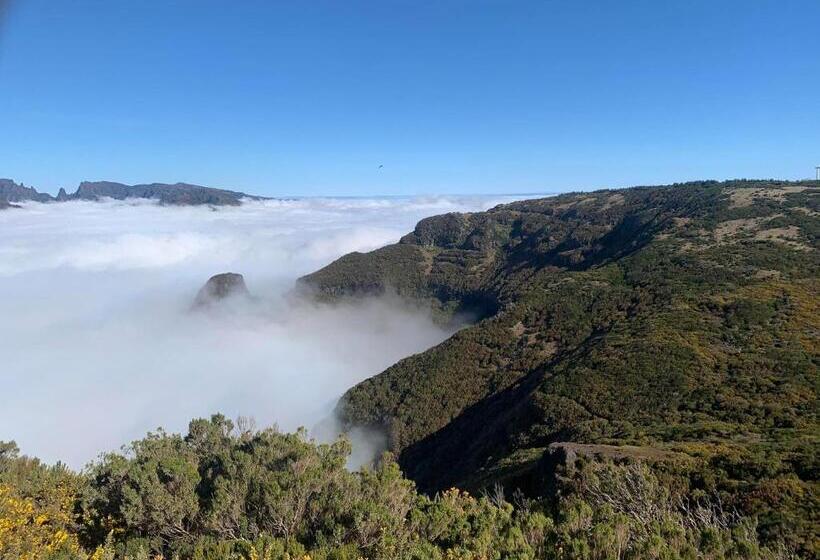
[302, 180, 819, 554]
[1, 180, 816, 559]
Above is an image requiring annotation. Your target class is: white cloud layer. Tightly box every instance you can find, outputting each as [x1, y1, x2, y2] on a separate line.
[0, 195, 526, 467]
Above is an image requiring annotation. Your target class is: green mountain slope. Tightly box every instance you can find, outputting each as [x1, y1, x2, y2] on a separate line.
[300, 180, 819, 548]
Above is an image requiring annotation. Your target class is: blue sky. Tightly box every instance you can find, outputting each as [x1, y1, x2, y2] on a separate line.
[1, 0, 818, 196]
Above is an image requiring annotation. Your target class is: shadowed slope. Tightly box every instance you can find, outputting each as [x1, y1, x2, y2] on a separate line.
[300, 180, 819, 549]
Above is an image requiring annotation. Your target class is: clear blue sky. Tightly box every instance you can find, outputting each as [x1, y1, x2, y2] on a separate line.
[1, 0, 818, 196]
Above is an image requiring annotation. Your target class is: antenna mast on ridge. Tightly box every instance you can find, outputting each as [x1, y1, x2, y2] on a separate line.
[816, 166, 820, 180]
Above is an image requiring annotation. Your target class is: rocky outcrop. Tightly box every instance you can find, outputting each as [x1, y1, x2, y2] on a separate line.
[1, 178, 265, 207]
[0, 179, 53, 203]
[193, 273, 251, 307]
[70, 181, 260, 206]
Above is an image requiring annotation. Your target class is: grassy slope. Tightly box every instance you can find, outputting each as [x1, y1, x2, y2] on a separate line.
[300, 180, 819, 548]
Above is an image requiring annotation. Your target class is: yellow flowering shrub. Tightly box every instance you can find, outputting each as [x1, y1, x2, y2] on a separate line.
[0, 482, 82, 559]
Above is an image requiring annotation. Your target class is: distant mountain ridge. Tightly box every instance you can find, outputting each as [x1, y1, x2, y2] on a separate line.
[0, 178, 263, 207]
[0, 178, 53, 203]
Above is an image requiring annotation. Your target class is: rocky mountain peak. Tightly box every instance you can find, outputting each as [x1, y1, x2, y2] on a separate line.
[193, 272, 250, 307]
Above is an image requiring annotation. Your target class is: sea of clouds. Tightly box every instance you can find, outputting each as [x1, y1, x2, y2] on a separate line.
[0, 194, 532, 467]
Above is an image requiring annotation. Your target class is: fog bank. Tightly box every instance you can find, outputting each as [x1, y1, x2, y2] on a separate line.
[0, 195, 523, 467]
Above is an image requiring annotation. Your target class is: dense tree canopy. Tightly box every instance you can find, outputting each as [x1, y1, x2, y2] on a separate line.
[0, 415, 801, 559]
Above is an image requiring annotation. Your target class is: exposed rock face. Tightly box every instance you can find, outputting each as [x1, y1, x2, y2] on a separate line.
[193, 273, 251, 307]
[0, 177, 265, 206]
[71, 181, 259, 206]
[0, 179, 53, 203]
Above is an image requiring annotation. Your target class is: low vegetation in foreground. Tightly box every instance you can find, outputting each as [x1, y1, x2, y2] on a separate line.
[0, 415, 801, 560]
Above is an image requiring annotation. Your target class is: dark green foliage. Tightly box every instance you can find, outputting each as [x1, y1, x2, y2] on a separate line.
[73, 416, 566, 558]
[3, 420, 797, 559]
[302, 180, 819, 555]
[80, 416, 356, 553]
[2, 180, 816, 558]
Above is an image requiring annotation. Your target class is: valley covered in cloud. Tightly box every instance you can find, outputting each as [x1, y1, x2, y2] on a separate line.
[0, 194, 527, 467]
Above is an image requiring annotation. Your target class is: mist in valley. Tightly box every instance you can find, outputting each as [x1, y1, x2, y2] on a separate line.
[0, 195, 521, 467]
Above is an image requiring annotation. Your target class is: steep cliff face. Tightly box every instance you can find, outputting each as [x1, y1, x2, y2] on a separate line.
[300, 180, 819, 541]
[0, 179, 53, 203]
